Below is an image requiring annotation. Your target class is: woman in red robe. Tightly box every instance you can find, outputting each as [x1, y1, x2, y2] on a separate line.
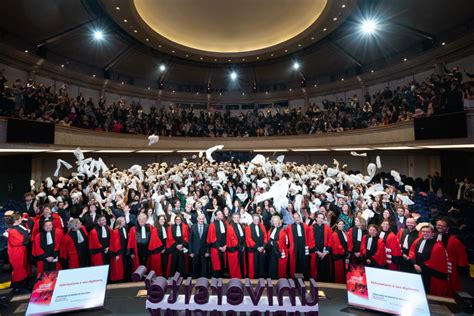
[109, 217, 128, 282]
[348, 216, 367, 265]
[32, 220, 63, 273]
[245, 214, 267, 279]
[166, 214, 189, 276]
[409, 223, 449, 297]
[149, 215, 167, 276]
[328, 219, 352, 284]
[59, 218, 89, 269]
[6, 213, 31, 293]
[360, 224, 387, 268]
[127, 213, 153, 272]
[267, 215, 288, 279]
[88, 215, 112, 266]
[226, 213, 247, 278]
[380, 220, 402, 271]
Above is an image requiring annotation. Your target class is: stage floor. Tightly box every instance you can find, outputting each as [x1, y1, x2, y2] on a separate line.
[3, 281, 470, 315]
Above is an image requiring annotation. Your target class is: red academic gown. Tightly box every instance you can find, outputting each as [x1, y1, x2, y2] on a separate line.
[33, 229, 64, 273]
[148, 227, 166, 276]
[380, 231, 402, 271]
[245, 223, 267, 279]
[89, 225, 112, 266]
[308, 223, 332, 280]
[109, 228, 126, 281]
[59, 227, 89, 269]
[267, 226, 288, 279]
[32, 214, 63, 237]
[437, 233, 469, 296]
[127, 224, 153, 272]
[7, 225, 31, 284]
[286, 223, 311, 278]
[360, 236, 387, 268]
[328, 230, 351, 284]
[207, 220, 227, 272]
[226, 222, 247, 278]
[166, 224, 189, 276]
[409, 238, 449, 297]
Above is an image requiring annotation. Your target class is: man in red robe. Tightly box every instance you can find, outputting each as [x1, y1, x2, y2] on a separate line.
[226, 213, 246, 278]
[245, 214, 267, 279]
[127, 213, 152, 272]
[207, 210, 227, 278]
[32, 206, 63, 237]
[397, 217, 419, 273]
[6, 212, 31, 293]
[166, 214, 189, 276]
[309, 213, 332, 281]
[287, 212, 311, 278]
[409, 223, 449, 297]
[88, 215, 111, 266]
[360, 224, 387, 268]
[33, 220, 63, 273]
[435, 218, 468, 296]
[59, 218, 89, 269]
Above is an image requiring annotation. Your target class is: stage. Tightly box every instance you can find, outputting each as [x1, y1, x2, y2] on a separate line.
[3, 281, 470, 315]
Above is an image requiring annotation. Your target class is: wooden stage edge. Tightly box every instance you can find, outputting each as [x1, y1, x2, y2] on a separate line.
[11, 279, 456, 304]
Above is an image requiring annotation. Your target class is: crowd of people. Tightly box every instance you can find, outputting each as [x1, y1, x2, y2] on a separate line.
[3, 148, 470, 298]
[0, 66, 469, 137]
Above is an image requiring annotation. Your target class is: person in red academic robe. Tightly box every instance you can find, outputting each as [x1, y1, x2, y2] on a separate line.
[207, 210, 227, 278]
[328, 219, 352, 284]
[267, 215, 288, 279]
[246, 214, 267, 279]
[397, 217, 419, 273]
[6, 213, 31, 293]
[226, 213, 247, 278]
[33, 220, 64, 273]
[409, 223, 449, 297]
[127, 213, 153, 272]
[435, 218, 469, 296]
[309, 213, 333, 281]
[360, 224, 387, 268]
[149, 215, 167, 276]
[380, 220, 402, 271]
[287, 212, 311, 278]
[88, 215, 112, 266]
[32, 206, 63, 237]
[348, 216, 368, 265]
[59, 218, 89, 269]
[109, 217, 128, 281]
[166, 214, 189, 276]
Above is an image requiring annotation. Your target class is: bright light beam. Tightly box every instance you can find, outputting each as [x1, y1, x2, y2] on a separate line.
[360, 19, 378, 35]
[230, 71, 237, 80]
[93, 30, 104, 40]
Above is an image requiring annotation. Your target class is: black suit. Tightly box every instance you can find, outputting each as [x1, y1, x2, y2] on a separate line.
[21, 201, 35, 217]
[80, 211, 108, 232]
[189, 223, 209, 278]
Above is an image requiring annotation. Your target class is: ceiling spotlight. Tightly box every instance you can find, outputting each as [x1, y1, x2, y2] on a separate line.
[123, 19, 128, 23]
[116, 6, 120, 10]
[360, 19, 378, 35]
[370, 70, 374, 73]
[134, 29, 138, 33]
[341, 4, 346, 8]
[323, 28, 327, 32]
[230, 71, 237, 81]
[159, 64, 166, 72]
[403, 58, 407, 62]
[442, 42, 446, 46]
[61, 64, 65, 68]
[92, 74, 96, 78]
[293, 62, 300, 70]
[145, 38, 149, 41]
[93, 30, 104, 40]
[24, 49, 29, 53]
[147, 87, 151, 90]
[333, 17, 338, 21]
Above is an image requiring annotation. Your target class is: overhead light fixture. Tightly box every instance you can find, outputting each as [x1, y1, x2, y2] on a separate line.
[291, 148, 330, 152]
[176, 150, 203, 153]
[0, 149, 47, 153]
[61, 64, 65, 68]
[24, 50, 29, 53]
[230, 71, 237, 81]
[159, 64, 166, 72]
[375, 146, 418, 150]
[341, 4, 346, 8]
[136, 150, 175, 153]
[49, 149, 93, 153]
[116, 6, 120, 10]
[254, 149, 289, 152]
[123, 19, 128, 23]
[323, 28, 327, 31]
[293, 62, 300, 70]
[403, 58, 407, 62]
[419, 144, 474, 149]
[360, 18, 378, 35]
[441, 42, 446, 46]
[333, 147, 373, 151]
[93, 30, 104, 40]
[96, 150, 135, 153]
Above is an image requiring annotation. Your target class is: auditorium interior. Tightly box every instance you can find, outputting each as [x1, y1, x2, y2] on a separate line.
[0, 0, 473, 315]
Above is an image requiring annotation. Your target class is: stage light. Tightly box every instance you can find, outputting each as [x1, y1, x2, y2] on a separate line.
[93, 30, 104, 40]
[293, 62, 300, 70]
[159, 64, 166, 72]
[360, 19, 378, 35]
[230, 71, 237, 80]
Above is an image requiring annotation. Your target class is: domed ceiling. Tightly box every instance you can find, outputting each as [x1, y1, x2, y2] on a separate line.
[132, 0, 327, 54]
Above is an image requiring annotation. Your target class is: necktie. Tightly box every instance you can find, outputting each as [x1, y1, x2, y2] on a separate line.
[46, 232, 53, 245]
[76, 230, 84, 243]
[418, 240, 427, 253]
[199, 225, 203, 238]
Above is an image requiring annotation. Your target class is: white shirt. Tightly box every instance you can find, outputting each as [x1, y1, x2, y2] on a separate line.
[398, 216, 405, 224]
[125, 213, 130, 224]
